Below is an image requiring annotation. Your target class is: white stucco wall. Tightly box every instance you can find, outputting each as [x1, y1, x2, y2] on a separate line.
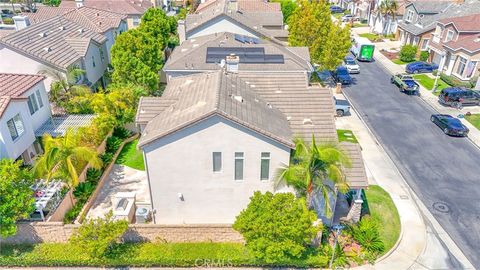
[142, 115, 292, 224]
[188, 16, 260, 39]
[83, 42, 108, 86]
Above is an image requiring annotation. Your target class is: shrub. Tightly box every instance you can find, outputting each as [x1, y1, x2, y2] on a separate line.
[419, 51, 429, 62]
[73, 182, 96, 204]
[69, 212, 129, 258]
[106, 136, 122, 154]
[86, 168, 102, 184]
[112, 126, 131, 140]
[100, 153, 114, 167]
[440, 73, 474, 88]
[2, 17, 13, 25]
[399, 45, 417, 62]
[63, 203, 84, 224]
[233, 192, 321, 264]
[349, 216, 385, 255]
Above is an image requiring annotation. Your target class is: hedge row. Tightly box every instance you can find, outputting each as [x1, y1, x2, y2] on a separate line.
[0, 243, 329, 267]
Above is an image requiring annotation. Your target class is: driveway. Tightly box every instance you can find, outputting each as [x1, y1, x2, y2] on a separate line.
[342, 59, 480, 268]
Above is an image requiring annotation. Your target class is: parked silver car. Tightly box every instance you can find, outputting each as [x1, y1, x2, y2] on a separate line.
[334, 97, 350, 117]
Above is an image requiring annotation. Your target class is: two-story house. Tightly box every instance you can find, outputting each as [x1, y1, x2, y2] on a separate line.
[428, 13, 480, 83]
[60, 0, 153, 29]
[0, 15, 109, 91]
[178, 0, 288, 45]
[24, 6, 128, 60]
[162, 32, 313, 82]
[0, 73, 50, 164]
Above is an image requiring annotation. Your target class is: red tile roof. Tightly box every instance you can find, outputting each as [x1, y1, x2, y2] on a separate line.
[443, 33, 480, 53]
[439, 13, 480, 32]
[0, 73, 45, 117]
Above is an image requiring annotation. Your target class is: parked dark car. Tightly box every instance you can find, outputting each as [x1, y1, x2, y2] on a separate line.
[405, 61, 438, 74]
[330, 6, 344, 13]
[431, 114, 469, 137]
[333, 66, 352, 85]
[390, 73, 420, 95]
[438, 87, 480, 108]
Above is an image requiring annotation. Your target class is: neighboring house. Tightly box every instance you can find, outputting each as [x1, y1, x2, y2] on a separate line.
[0, 73, 50, 164]
[24, 6, 128, 60]
[179, 0, 288, 45]
[60, 0, 153, 29]
[162, 32, 313, 82]
[0, 16, 109, 91]
[428, 13, 480, 82]
[136, 69, 368, 225]
[368, 0, 407, 35]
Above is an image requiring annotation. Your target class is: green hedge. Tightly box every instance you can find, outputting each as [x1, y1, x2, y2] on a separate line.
[0, 243, 328, 267]
[440, 73, 477, 88]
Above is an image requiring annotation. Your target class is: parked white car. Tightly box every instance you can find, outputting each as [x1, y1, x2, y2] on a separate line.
[341, 14, 359, 22]
[344, 57, 360, 74]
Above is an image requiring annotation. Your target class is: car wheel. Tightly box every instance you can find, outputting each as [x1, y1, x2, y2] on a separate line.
[390, 78, 394, 83]
[413, 70, 419, 74]
[431, 116, 435, 122]
[452, 102, 460, 109]
[444, 128, 449, 135]
[336, 109, 345, 117]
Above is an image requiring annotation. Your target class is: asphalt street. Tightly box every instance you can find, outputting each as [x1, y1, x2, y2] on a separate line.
[342, 59, 480, 268]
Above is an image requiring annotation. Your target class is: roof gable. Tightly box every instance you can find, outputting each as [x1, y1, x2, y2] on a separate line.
[0, 73, 45, 117]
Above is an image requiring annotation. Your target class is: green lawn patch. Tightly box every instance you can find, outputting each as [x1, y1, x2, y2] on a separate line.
[115, 139, 145, 171]
[465, 114, 480, 131]
[364, 185, 401, 255]
[413, 74, 449, 95]
[352, 23, 368, 28]
[337, 129, 358, 143]
[391, 58, 412, 65]
[359, 33, 380, 42]
[0, 242, 328, 267]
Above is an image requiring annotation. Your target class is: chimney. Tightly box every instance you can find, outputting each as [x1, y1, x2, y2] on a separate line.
[177, 20, 186, 44]
[75, 0, 84, 7]
[12, 16, 30, 31]
[226, 54, 239, 73]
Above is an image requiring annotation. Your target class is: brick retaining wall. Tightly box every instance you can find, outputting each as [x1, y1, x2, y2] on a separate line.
[0, 223, 243, 244]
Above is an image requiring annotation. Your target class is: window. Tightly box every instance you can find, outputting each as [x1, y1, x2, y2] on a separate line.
[27, 93, 39, 115]
[7, 114, 24, 141]
[133, 17, 140, 26]
[99, 48, 105, 62]
[213, 152, 222, 172]
[234, 152, 244, 180]
[92, 55, 96, 67]
[421, 39, 429, 50]
[405, 10, 414, 22]
[466, 61, 477, 79]
[456, 56, 467, 77]
[445, 30, 454, 42]
[260, 152, 270, 180]
[36, 90, 43, 108]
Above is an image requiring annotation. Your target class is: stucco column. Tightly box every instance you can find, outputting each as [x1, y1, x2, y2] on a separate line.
[445, 55, 457, 76]
[346, 199, 363, 223]
[475, 77, 480, 90]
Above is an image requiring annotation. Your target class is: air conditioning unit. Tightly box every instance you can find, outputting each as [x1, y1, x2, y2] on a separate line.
[135, 207, 150, 223]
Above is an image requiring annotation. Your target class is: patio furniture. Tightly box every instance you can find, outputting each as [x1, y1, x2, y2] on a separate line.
[30, 180, 65, 221]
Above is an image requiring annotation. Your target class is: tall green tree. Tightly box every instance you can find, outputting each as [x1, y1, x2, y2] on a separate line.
[288, 0, 351, 70]
[233, 191, 321, 263]
[33, 129, 102, 188]
[39, 68, 90, 105]
[139, 8, 178, 43]
[276, 136, 351, 217]
[0, 160, 35, 237]
[272, 0, 298, 23]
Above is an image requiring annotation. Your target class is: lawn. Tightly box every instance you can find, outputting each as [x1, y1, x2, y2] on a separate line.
[364, 185, 401, 255]
[391, 58, 413, 65]
[115, 139, 145, 171]
[413, 74, 449, 95]
[359, 33, 381, 42]
[0, 242, 329, 267]
[465, 114, 480, 130]
[337, 129, 358, 143]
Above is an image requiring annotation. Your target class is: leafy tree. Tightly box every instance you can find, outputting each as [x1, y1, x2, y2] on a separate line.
[39, 68, 90, 106]
[0, 160, 35, 237]
[33, 129, 102, 188]
[139, 8, 177, 42]
[272, 0, 297, 23]
[276, 136, 351, 217]
[288, 0, 351, 70]
[110, 29, 163, 92]
[42, 0, 61, 6]
[70, 212, 129, 258]
[233, 191, 321, 263]
[377, 0, 398, 34]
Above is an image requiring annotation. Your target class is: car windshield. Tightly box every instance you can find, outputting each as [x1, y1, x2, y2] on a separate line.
[337, 68, 349, 75]
[403, 75, 413, 80]
[346, 59, 356, 65]
[448, 119, 463, 128]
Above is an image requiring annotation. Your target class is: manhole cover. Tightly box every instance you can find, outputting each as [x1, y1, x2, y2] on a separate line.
[433, 202, 450, 213]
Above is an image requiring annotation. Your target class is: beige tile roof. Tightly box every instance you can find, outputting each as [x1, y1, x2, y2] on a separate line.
[187, 0, 286, 43]
[1, 16, 107, 69]
[164, 32, 311, 72]
[135, 97, 176, 123]
[25, 6, 127, 33]
[340, 142, 368, 189]
[137, 71, 294, 148]
[60, 0, 152, 15]
[196, 0, 280, 13]
[0, 73, 45, 117]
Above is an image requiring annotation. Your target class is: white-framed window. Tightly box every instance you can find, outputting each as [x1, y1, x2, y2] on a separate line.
[133, 17, 140, 26]
[99, 48, 105, 62]
[234, 152, 244, 180]
[212, 152, 222, 172]
[456, 56, 467, 77]
[445, 30, 454, 42]
[27, 93, 39, 115]
[465, 60, 478, 79]
[421, 39, 429, 50]
[260, 152, 270, 180]
[36, 90, 44, 109]
[7, 114, 25, 141]
[405, 10, 414, 22]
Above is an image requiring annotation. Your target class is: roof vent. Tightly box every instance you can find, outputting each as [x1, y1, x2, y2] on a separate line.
[231, 95, 243, 103]
[275, 90, 282, 93]
[303, 118, 313, 125]
[95, 12, 100, 16]
[475, 36, 480, 42]
[43, 47, 52, 52]
[58, 26, 65, 30]
[267, 103, 273, 109]
[78, 28, 84, 33]
[287, 116, 292, 121]
[39, 32, 47, 37]
[140, 109, 146, 113]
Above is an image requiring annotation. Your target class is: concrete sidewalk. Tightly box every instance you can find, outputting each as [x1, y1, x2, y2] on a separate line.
[334, 93, 475, 269]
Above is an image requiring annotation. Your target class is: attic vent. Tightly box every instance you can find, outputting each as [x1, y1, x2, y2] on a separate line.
[140, 109, 146, 113]
[254, 98, 259, 102]
[231, 94, 243, 103]
[43, 47, 52, 52]
[275, 90, 282, 93]
[287, 116, 292, 121]
[95, 12, 100, 16]
[267, 103, 273, 109]
[39, 32, 47, 37]
[58, 26, 65, 30]
[475, 37, 480, 42]
[303, 118, 313, 125]
[78, 28, 84, 33]
[250, 84, 255, 88]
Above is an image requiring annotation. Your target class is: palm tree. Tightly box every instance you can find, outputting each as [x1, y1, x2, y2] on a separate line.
[39, 68, 91, 105]
[33, 129, 102, 188]
[378, 0, 398, 35]
[275, 136, 351, 218]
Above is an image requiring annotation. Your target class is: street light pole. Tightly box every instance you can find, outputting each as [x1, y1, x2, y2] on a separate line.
[329, 224, 345, 269]
[433, 55, 445, 93]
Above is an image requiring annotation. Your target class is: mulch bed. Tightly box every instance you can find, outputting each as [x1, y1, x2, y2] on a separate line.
[379, 49, 399, 61]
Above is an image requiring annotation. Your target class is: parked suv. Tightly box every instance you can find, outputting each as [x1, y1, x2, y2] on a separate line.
[438, 87, 480, 108]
